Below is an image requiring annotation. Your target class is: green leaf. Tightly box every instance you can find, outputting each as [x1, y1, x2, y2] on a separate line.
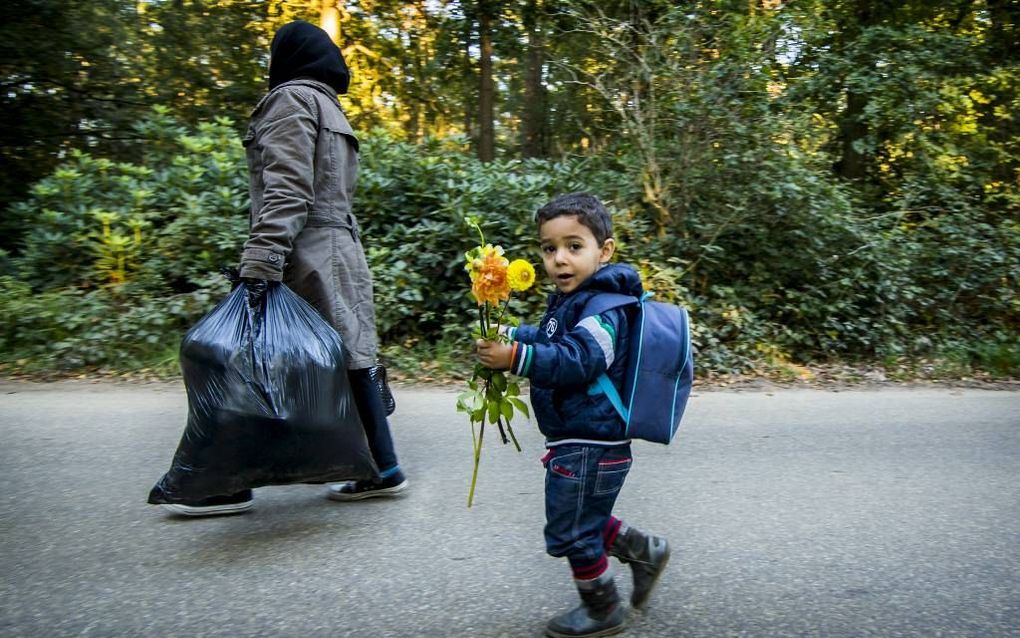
[509, 397, 531, 419]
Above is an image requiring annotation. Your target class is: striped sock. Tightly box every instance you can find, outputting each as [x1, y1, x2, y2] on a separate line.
[603, 516, 624, 549]
[571, 554, 609, 581]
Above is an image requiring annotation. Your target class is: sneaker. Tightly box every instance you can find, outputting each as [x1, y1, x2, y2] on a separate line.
[161, 490, 254, 517]
[327, 470, 408, 501]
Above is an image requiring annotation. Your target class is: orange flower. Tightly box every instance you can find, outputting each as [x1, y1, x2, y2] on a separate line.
[470, 249, 510, 305]
[465, 244, 504, 281]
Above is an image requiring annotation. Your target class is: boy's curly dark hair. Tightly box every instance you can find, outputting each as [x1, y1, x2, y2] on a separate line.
[535, 192, 613, 244]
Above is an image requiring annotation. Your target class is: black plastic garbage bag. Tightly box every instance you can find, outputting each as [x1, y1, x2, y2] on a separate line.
[148, 281, 377, 504]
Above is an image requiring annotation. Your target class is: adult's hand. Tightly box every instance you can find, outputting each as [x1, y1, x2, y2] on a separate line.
[242, 277, 269, 308]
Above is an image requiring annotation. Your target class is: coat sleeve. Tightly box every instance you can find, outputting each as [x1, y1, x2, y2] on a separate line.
[506, 323, 540, 344]
[509, 308, 626, 386]
[239, 90, 318, 281]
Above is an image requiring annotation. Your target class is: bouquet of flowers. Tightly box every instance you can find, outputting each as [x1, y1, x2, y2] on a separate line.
[457, 217, 536, 507]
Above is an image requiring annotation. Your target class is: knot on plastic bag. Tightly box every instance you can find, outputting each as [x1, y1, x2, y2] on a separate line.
[220, 266, 241, 286]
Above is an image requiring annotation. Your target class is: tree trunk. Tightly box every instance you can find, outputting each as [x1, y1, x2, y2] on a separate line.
[477, 0, 495, 162]
[521, 0, 547, 158]
[320, 1, 342, 43]
[406, 1, 431, 141]
[835, 0, 875, 180]
[462, 10, 475, 140]
[986, 0, 1019, 60]
[984, 0, 1019, 181]
[836, 89, 868, 179]
[405, 24, 422, 140]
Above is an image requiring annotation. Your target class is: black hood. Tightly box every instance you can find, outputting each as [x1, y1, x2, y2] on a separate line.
[269, 20, 350, 94]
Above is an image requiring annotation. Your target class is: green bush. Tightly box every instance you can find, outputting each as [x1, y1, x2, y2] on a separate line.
[0, 275, 229, 372]
[1, 108, 245, 372]
[1, 109, 1016, 379]
[356, 132, 630, 341]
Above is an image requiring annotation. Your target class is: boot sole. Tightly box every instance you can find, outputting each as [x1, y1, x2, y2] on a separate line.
[327, 479, 409, 501]
[161, 500, 254, 517]
[632, 544, 671, 610]
[545, 623, 626, 638]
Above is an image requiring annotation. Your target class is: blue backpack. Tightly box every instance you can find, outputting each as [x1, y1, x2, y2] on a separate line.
[583, 292, 694, 444]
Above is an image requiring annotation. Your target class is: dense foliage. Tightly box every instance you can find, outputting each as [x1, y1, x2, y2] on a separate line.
[1, 0, 1017, 379]
[2, 109, 1016, 378]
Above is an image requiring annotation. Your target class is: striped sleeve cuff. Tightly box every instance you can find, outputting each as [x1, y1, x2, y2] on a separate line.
[506, 326, 518, 340]
[510, 342, 534, 377]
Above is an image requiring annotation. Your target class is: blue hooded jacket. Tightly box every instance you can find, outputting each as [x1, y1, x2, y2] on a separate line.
[507, 263, 644, 444]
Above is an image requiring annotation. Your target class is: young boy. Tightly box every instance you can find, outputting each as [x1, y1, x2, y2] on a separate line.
[477, 192, 670, 638]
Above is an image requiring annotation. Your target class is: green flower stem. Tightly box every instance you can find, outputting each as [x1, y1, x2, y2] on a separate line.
[469, 219, 486, 246]
[503, 416, 522, 452]
[494, 297, 512, 339]
[496, 411, 509, 444]
[467, 418, 484, 508]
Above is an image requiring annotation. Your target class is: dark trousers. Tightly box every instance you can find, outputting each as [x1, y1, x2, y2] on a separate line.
[543, 443, 632, 579]
[347, 367, 399, 472]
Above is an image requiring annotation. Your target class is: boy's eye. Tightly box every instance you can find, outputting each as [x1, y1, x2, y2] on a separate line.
[570, 243, 583, 251]
[541, 245, 555, 253]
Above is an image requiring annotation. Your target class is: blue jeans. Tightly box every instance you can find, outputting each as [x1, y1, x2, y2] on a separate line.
[543, 444, 632, 578]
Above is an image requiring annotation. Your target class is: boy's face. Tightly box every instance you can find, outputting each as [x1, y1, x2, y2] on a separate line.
[539, 215, 615, 294]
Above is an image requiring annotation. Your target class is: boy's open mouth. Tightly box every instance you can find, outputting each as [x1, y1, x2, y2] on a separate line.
[556, 274, 573, 281]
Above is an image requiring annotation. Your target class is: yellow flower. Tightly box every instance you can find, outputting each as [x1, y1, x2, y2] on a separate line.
[470, 249, 510, 305]
[507, 259, 536, 292]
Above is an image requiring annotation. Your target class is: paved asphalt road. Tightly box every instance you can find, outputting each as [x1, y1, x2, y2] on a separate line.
[0, 381, 1017, 638]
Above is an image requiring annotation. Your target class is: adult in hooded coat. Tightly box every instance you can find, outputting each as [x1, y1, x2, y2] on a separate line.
[164, 21, 408, 516]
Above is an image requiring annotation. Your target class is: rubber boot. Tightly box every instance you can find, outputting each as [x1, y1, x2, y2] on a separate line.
[608, 525, 670, 609]
[545, 571, 626, 638]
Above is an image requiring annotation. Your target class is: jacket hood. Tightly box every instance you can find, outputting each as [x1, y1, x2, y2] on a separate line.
[269, 21, 350, 94]
[574, 263, 644, 298]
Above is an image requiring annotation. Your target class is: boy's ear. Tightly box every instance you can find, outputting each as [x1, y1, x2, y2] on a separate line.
[599, 238, 616, 263]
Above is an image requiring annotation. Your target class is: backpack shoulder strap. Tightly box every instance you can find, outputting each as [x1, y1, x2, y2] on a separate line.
[582, 292, 640, 319]
[593, 373, 629, 423]
[583, 292, 648, 425]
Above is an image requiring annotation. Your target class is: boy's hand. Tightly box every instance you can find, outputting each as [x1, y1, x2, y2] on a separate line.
[476, 339, 513, 371]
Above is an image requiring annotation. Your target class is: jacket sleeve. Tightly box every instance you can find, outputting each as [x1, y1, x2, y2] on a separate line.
[509, 308, 626, 386]
[239, 90, 318, 281]
[506, 323, 540, 344]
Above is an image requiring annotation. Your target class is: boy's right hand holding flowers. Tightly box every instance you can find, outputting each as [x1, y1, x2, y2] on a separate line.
[476, 339, 513, 371]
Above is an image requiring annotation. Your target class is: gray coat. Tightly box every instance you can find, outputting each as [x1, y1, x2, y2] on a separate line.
[238, 79, 378, 369]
